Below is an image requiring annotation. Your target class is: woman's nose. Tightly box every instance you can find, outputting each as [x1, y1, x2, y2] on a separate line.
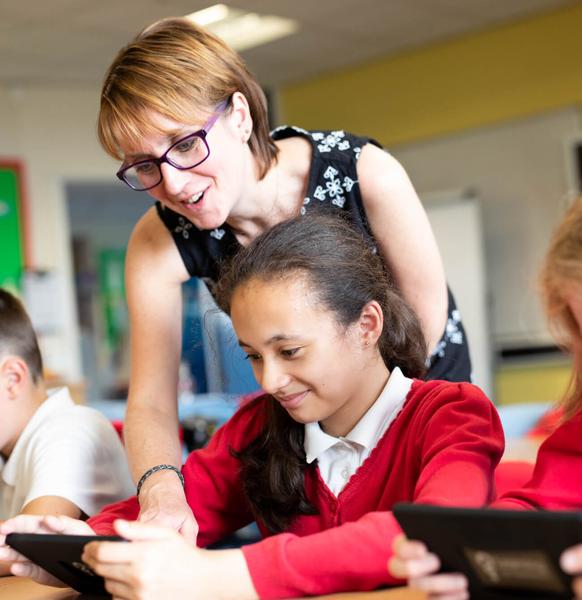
[159, 162, 191, 197]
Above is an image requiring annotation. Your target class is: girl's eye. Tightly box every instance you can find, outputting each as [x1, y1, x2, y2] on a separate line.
[244, 353, 261, 361]
[281, 348, 300, 358]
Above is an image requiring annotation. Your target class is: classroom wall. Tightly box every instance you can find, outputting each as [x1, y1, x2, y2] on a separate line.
[280, 4, 582, 147]
[0, 84, 118, 380]
[4, 4, 582, 391]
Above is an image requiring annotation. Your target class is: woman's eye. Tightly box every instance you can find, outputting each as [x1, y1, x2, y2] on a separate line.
[244, 353, 261, 361]
[175, 136, 203, 154]
[175, 139, 195, 153]
[135, 161, 156, 174]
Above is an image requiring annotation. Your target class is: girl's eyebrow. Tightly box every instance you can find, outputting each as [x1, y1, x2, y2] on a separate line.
[238, 334, 298, 348]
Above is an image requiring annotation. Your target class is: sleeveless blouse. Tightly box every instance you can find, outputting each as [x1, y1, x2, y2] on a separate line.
[155, 126, 471, 382]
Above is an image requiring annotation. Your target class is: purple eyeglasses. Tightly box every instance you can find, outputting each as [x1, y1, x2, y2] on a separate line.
[117, 101, 228, 192]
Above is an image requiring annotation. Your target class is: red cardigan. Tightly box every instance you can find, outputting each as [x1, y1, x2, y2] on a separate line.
[89, 380, 503, 598]
[495, 410, 582, 511]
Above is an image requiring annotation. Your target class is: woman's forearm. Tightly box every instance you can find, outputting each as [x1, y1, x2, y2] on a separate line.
[124, 401, 183, 485]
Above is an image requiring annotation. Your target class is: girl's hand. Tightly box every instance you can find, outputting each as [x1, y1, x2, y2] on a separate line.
[83, 520, 257, 600]
[0, 514, 94, 587]
[137, 476, 198, 542]
[561, 544, 582, 598]
[389, 534, 469, 600]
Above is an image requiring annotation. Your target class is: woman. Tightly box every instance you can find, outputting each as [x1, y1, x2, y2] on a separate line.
[0, 214, 499, 599]
[99, 17, 471, 536]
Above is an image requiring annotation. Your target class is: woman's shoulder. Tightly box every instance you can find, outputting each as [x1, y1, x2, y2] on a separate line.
[272, 125, 381, 159]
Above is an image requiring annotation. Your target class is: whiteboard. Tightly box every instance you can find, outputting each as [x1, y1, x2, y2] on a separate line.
[424, 195, 492, 397]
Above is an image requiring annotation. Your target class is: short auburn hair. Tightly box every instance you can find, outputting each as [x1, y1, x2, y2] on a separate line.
[98, 17, 278, 179]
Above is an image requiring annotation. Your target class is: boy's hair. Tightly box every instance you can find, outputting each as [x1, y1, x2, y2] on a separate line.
[0, 289, 43, 383]
[216, 213, 427, 532]
[98, 17, 278, 179]
[540, 197, 582, 417]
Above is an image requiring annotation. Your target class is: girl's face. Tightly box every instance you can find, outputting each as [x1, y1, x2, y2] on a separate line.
[230, 275, 388, 437]
[118, 94, 253, 231]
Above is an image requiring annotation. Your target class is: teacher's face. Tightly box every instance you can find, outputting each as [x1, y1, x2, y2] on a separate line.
[119, 97, 254, 231]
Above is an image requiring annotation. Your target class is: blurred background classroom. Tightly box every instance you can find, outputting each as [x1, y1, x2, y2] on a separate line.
[2, 0, 582, 446]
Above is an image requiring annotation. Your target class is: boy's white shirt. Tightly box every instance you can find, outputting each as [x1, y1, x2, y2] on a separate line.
[304, 366, 413, 496]
[0, 387, 134, 520]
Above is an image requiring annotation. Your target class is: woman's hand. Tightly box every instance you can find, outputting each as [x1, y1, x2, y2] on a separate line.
[0, 514, 94, 587]
[561, 544, 582, 598]
[389, 534, 469, 600]
[137, 471, 198, 541]
[83, 520, 257, 600]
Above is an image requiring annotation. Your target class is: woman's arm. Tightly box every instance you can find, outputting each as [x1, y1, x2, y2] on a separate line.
[358, 145, 447, 353]
[123, 209, 196, 538]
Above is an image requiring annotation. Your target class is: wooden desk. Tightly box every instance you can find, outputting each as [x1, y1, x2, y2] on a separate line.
[0, 577, 426, 599]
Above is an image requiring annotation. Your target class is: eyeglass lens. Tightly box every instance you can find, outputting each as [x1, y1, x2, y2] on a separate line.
[123, 134, 209, 191]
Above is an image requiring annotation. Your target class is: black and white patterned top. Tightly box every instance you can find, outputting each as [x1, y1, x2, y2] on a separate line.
[155, 126, 471, 382]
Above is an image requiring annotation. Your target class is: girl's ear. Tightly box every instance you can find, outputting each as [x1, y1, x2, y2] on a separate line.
[0, 356, 28, 399]
[359, 300, 384, 347]
[228, 91, 253, 143]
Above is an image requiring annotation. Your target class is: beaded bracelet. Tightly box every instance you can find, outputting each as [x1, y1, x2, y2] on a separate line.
[136, 464, 185, 497]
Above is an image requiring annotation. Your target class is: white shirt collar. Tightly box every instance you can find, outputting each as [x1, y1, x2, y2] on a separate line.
[304, 367, 413, 464]
[2, 387, 73, 485]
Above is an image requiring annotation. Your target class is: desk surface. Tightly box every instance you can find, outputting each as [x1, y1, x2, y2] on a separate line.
[0, 576, 426, 599]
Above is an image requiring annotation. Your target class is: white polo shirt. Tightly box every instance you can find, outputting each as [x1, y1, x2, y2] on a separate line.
[0, 387, 134, 520]
[304, 367, 413, 496]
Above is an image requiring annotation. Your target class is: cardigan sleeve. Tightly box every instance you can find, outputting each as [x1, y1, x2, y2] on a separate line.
[493, 412, 582, 511]
[89, 398, 264, 545]
[242, 382, 505, 599]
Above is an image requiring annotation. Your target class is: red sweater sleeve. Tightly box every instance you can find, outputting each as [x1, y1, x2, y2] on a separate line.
[493, 412, 582, 511]
[89, 399, 265, 543]
[412, 382, 504, 506]
[242, 383, 504, 599]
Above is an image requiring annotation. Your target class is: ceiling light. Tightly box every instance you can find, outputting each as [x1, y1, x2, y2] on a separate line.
[186, 4, 299, 52]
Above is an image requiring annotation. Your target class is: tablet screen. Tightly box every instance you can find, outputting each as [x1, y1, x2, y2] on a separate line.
[393, 504, 582, 600]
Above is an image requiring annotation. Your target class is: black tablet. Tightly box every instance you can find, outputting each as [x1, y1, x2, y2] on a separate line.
[6, 533, 124, 596]
[393, 503, 582, 600]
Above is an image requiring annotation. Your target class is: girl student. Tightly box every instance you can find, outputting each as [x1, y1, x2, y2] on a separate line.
[98, 16, 472, 535]
[0, 214, 501, 599]
[389, 197, 582, 600]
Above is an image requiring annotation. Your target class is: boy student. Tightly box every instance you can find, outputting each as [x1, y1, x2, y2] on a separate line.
[0, 289, 133, 575]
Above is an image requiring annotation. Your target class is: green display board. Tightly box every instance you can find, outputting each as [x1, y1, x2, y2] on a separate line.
[0, 163, 26, 292]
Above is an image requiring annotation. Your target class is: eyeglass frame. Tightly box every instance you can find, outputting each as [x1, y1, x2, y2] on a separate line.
[116, 100, 228, 192]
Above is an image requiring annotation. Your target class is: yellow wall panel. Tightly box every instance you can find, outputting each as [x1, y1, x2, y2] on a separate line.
[496, 360, 572, 406]
[280, 5, 582, 145]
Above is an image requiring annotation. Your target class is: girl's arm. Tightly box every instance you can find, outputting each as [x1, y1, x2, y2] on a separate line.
[123, 209, 196, 538]
[358, 144, 448, 353]
[83, 520, 258, 600]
